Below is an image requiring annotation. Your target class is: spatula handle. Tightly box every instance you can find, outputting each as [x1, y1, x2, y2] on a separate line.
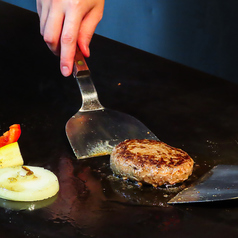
[73, 47, 104, 112]
[73, 47, 90, 78]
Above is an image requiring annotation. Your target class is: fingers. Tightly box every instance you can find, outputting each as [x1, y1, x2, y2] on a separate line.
[43, 6, 64, 55]
[37, 0, 50, 36]
[37, 0, 105, 77]
[38, 1, 64, 56]
[36, 0, 42, 16]
[78, 5, 104, 57]
[60, 5, 84, 77]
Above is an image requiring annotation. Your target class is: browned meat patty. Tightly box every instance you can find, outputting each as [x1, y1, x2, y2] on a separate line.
[110, 139, 194, 187]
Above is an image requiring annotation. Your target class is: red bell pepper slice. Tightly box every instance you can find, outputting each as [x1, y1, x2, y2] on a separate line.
[0, 124, 21, 148]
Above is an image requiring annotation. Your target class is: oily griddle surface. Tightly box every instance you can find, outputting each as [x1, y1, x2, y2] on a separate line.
[1, 2, 238, 237]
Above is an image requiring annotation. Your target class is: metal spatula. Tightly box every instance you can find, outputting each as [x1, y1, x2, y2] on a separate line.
[66, 48, 158, 159]
[168, 165, 238, 204]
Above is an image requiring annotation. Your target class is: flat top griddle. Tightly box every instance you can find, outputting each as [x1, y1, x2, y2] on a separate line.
[1, 2, 238, 238]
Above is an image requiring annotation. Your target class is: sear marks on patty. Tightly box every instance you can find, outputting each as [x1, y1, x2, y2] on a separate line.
[110, 139, 194, 187]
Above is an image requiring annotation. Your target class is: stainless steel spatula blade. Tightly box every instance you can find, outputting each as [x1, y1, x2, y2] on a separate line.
[168, 165, 238, 204]
[66, 48, 158, 159]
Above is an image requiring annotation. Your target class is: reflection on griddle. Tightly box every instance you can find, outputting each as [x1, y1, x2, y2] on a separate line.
[0, 195, 58, 211]
[104, 175, 186, 207]
[43, 155, 185, 237]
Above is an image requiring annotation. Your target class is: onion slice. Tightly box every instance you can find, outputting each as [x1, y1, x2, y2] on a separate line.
[0, 165, 59, 201]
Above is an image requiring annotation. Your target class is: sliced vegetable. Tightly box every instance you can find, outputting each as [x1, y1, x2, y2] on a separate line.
[0, 124, 59, 203]
[0, 124, 21, 148]
[0, 142, 23, 168]
[0, 165, 59, 201]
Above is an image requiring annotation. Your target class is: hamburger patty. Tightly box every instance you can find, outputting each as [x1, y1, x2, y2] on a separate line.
[110, 139, 194, 187]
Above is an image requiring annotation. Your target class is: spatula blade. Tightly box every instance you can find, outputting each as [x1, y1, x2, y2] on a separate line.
[66, 108, 158, 159]
[168, 165, 238, 204]
[66, 47, 158, 159]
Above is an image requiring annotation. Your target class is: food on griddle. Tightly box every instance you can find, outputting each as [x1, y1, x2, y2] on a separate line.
[0, 124, 23, 168]
[0, 124, 21, 148]
[0, 124, 59, 201]
[0, 165, 59, 201]
[110, 139, 194, 187]
[0, 142, 23, 168]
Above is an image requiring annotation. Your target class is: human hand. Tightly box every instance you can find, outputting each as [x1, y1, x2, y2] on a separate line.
[36, 0, 104, 77]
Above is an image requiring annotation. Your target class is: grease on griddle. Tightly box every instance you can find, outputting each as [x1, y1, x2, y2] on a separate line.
[71, 155, 199, 207]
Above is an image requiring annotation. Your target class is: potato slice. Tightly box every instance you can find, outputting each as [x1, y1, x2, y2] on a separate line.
[0, 165, 59, 201]
[0, 142, 23, 168]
